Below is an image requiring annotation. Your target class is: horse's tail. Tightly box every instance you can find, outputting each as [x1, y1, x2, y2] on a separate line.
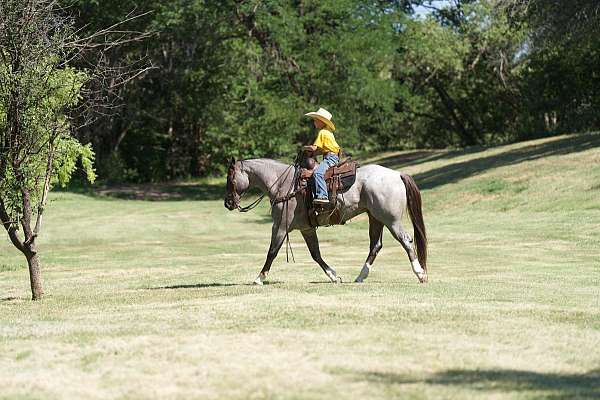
[400, 173, 427, 271]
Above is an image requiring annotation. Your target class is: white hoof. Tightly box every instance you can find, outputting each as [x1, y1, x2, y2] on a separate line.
[411, 260, 428, 283]
[326, 271, 338, 283]
[253, 273, 267, 285]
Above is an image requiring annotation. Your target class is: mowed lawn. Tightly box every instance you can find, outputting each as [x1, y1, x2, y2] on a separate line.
[1, 133, 599, 400]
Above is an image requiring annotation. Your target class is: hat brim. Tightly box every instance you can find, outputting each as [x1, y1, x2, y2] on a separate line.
[305, 113, 336, 131]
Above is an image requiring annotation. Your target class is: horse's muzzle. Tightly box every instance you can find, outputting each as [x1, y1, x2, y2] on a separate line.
[224, 198, 237, 211]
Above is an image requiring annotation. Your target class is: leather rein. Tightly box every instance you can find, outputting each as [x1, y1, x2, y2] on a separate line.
[226, 157, 304, 263]
[238, 193, 267, 213]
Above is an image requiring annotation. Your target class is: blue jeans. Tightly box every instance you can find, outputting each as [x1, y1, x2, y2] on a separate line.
[314, 153, 339, 199]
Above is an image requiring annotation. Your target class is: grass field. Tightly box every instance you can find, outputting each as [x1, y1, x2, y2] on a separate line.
[1, 133, 599, 400]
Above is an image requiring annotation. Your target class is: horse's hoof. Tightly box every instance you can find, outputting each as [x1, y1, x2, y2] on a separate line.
[253, 275, 265, 285]
[418, 273, 428, 283]
[336, 276, 343, 284]
[326, 271, 338, 283]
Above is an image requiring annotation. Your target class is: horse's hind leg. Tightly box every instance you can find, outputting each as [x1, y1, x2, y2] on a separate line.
[301, 229, 341, 283]
[387, 221, 427, 283]
[355, 214, 384, 283]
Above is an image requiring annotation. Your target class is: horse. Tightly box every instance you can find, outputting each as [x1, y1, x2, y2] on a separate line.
[224, 157, 428, 285]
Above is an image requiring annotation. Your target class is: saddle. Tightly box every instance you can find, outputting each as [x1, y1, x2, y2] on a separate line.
[296, 154, 359, 227]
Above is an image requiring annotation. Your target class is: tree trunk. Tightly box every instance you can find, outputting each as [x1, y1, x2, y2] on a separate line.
[432, 80, 478, 146]
[190, 124, 205, 177]
[26, 251, 44, 301]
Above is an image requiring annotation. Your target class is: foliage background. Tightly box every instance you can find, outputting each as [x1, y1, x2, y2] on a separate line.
[64, 0, 600, 181]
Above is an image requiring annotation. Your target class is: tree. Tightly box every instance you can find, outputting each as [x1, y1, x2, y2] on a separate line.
[67, 0, 407, 180]
[0, 0, 145, 300]
[499, 0, 600, 135]
[498, 0, 600, 46]
[393, 0, 530, 147]
[61, 0, 600, 178]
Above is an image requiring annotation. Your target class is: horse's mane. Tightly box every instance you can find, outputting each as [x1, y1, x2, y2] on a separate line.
[240, 158, 291, 170]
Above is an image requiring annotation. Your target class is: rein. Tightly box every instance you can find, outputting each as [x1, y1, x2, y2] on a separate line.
[229, 159, 299, 262]
[237, 193, 267, 213]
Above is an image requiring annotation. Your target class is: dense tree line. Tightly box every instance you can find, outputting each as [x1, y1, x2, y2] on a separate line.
[65, 0, 600, 181]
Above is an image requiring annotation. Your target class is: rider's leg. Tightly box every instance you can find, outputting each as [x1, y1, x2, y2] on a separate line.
[313, 162, 329, 201]
[314, 153, 339, 201]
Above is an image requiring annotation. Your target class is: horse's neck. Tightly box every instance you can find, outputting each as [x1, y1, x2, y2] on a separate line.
[242, 159, 292, 197]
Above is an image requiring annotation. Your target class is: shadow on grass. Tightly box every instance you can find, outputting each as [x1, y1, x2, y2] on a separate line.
[149, 281, 283, 289]
[371, 133, 600, 190]
[368, 149, 475, 170]
[60, 182, 226, 201]
[60, 182, 273, 204]
[351, 368, 600, 399]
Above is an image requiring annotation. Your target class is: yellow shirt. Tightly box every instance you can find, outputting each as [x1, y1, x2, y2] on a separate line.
[313, 129, 340, 155]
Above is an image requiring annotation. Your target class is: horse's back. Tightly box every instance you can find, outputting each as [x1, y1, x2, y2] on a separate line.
[351, 164, 408, 215]
[356, 164, 407, 191]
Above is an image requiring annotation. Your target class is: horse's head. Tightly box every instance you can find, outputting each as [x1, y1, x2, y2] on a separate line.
[224, 157, 249, 211]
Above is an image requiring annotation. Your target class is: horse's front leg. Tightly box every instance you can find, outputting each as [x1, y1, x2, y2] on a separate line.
[254, 217, 288, 285]
[301, 229, 342, 283]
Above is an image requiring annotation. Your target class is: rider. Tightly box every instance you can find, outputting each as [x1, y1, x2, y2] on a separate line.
[302, 107, 340, 205]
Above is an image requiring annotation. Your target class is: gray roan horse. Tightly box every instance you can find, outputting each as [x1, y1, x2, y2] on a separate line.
[224, 157, 427, 285]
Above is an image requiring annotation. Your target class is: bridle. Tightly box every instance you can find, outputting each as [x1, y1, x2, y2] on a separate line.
[226, 160, 262, 212]
[226, 159, 295, 213]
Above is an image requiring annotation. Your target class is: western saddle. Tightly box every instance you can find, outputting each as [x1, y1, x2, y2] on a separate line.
[295, 153, 359, 227]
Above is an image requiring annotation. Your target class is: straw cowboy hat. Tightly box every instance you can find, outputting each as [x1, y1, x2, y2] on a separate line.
[305, 107, 336, 131]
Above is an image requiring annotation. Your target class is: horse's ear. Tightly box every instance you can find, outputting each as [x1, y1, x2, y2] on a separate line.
[230, 156, 236, 165]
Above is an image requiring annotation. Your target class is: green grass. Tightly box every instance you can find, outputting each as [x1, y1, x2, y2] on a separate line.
[1, 133, 599, 400]
[0, 264, 25, 273]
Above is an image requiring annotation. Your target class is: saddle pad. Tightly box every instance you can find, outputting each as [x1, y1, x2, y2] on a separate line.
[337, 174, 356, 191]
[328, 172, 356, 194]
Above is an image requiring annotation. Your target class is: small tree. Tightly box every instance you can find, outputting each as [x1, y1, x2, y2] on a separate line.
[0, 0, 147, 300]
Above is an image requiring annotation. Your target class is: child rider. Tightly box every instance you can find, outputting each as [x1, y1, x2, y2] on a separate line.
[302, 107, 340, 205]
